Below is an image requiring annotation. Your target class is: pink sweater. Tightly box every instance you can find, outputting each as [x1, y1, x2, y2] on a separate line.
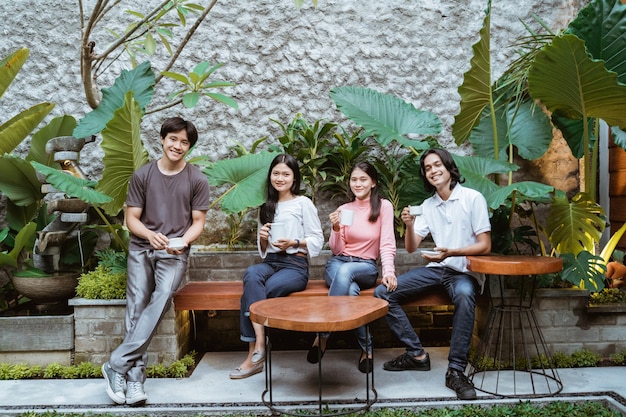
[329, 198, 396, 278]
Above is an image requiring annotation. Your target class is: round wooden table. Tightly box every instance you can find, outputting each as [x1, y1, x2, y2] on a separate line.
[250, 296, 388, 416]
[466, 255, 564, 398]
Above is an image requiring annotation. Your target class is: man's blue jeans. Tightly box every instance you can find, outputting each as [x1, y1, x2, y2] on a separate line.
[374, 266, 478, 372]
[240, 253, 309, 342]
[323, 255, 378, 353]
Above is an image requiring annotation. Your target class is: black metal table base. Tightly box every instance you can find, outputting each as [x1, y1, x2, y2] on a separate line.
[261, 327, 378, 416]
[468, 275, 563, 398]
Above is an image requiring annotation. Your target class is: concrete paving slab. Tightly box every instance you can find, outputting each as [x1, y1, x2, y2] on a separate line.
[0, 347, 625, 416]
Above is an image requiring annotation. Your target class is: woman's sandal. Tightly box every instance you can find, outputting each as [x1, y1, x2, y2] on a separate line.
[306, 345, 326, 364]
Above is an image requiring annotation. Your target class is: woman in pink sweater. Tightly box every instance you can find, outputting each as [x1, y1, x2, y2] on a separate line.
[307, 162, 397, 373]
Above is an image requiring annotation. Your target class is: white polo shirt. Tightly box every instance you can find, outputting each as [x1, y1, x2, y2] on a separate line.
[414, 184, 491, 286]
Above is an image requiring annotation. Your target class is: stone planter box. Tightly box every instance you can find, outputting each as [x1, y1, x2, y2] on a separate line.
[0, 313, 74, 365]
[531, 288, 626, 356]
[69, 298, 191, 366]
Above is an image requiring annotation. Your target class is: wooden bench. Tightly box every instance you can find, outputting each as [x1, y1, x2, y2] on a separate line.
[174, 279, 455, 311]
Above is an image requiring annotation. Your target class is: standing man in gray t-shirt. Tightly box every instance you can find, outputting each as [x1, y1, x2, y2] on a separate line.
[102, 117, 210, 406]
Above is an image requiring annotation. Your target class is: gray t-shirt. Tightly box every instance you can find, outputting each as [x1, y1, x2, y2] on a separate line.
[126, 160, 210, 250]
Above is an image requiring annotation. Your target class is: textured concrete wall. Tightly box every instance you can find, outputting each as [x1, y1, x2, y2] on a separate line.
[1, 0, 586, 161]
[0, 1, 586, 241]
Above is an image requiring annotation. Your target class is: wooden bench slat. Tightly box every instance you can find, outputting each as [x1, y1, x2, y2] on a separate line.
[173, 280, 454, 311]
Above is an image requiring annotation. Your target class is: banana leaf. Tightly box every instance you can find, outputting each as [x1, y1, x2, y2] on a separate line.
[329, 86, 441, 147]
[203, 151, 277, 214]
[96, 91, 149, 216]
[0, 48, 28, 99]
[0, 103, 56, 155]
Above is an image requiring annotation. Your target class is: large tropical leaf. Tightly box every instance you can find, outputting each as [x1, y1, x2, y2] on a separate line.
[469, 99, 553, 161]
[487, 181, 554, 210]
[0, 154, 42, 206]
[452, 0, 492, 146]
[550, 114, 596, 159]
[0, 48, 28, 99]
[31, 162, 113, 205]
[329, 86, 441, 147]
[453, 154, 517, 199]
[203, 151, 277, 214]
[566, 0, 626, 84]
[73, 61, 155, 138]
[546, 192, 606, 255]
[95, 92, 148, 216]
[26, 115, 77, 165]
[560, 251, 606, 291]
[0, 103, 56, 155]
[528, 34, 626, 129]
[0, 221, 37, 269]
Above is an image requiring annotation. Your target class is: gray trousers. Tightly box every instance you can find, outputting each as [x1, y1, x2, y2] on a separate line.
[109, 249, 188, 382]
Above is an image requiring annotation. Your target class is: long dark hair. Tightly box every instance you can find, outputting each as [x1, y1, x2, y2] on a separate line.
[259, 154, 301, 224]
[347, 162, 381, 223]
[419, 148, 464, 194]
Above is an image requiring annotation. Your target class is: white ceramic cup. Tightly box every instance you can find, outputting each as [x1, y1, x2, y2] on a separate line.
[269, 222, 287, 241]
[409, 205, 423, 216]
[167, 237, 186, 250]
[340, 209, 354, 226]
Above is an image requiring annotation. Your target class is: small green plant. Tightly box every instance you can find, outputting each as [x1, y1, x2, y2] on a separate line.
[75, 249, 127, 299]
[589, 288, 626, 304]
[570, 348, 602, 367]
[609, 349, 626, 365]
[0, 352, 197, 380]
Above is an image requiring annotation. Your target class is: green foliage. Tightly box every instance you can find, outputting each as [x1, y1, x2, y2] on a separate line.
[162, 61, 238, 109]
[471, 348, 609, 371]
[73, 62, 155, 139]
[272, 114, 337, 202]
[0, 352, 197, 380]
[319, 127, 370, 201]
[589, 288, 626, 304]
[203, 151, 277, 214]
[560, 251, 607, 291]
[76, 250, 128, 300]
[570, 348, 602, 367]
[609, 349, 626, 365]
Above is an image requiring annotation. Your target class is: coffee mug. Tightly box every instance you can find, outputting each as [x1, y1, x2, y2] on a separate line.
[269, 222, 287, 241]
[409, 205, 423, 216]
[340, 210, 354, 226]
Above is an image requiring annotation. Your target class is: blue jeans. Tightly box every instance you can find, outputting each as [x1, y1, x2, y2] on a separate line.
[240, 253, 309, 342]
[374, 266, 478, 372]
[324, 255, 378, 353]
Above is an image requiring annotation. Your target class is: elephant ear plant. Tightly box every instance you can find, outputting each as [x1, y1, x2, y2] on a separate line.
[452, 0, 626, 291]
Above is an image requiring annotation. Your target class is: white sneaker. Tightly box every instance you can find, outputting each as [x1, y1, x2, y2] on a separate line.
[102, 362, 126, 405]
[126, 381, 148, 406]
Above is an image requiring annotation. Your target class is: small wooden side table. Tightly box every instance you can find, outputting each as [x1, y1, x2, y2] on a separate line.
[250, 296, 388, 416]
[466, 255, 564, 398]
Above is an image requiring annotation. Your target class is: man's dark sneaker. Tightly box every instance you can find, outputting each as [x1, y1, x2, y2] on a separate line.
[383, 352, 431, 371]
[445, 368, 477, 400]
